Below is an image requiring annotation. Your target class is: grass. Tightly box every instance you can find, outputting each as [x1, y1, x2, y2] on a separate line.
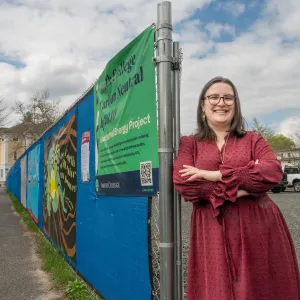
[7, 191, 102, 300]
[9, 192, 39, 233]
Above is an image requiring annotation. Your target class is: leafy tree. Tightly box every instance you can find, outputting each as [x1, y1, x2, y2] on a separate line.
[268, 134, 296, 152]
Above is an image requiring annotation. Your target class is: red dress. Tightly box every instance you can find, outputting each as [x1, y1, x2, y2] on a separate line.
[173, 132, 300, 300]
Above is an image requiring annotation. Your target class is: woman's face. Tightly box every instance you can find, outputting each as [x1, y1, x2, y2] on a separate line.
[202, 82, 235, 130]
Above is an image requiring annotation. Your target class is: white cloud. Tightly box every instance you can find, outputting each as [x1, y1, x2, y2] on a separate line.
[0, 0, 212, 119]
[278, 117, 300, 141]
[1, 0, 300, 138]
[205, 22, 235, 39]
[216, 1, 246, 17]
[263, 0, 300, 39]
[248, 0, 259, 9]
[178, 0, 300, 134]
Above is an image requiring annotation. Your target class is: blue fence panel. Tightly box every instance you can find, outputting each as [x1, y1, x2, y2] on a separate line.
[38, 140, 45, 229]
[42, 107, 78, 263]
[26, 144, 40, 222]
[7, 159, 21, 201]
[6, 88, 153, 300]
[76, 90, 152, 300]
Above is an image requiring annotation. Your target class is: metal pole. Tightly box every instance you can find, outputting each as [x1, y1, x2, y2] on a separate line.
[156, 2, 174, 299]
[173, 41, 183, 300]
[171, 47, 177, 300]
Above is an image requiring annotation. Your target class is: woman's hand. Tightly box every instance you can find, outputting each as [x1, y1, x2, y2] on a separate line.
[237, 189, 249, 198]
[179, 165, 222, 182]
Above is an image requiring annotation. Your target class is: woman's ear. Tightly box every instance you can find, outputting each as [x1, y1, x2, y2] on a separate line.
[200, 100, 204, 112]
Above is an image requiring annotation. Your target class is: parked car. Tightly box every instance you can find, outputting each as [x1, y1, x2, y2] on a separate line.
[283, 166, 300, 192]
[271, 171, 288, 193]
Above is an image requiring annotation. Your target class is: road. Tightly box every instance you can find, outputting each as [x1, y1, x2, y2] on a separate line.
[270, 189, 300, 263]
[181, 189, 300, 293]
[0, 190, 62, 300]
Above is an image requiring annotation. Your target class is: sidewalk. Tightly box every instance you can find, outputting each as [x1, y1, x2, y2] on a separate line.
[0, 190, 61, 300]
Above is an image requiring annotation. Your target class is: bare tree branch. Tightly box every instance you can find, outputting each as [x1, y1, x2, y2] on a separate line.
[0, 96, 10, 127]
[286, 121, 300, 168]
[251, 117, 274, 140]
[12, 88, 61, 152]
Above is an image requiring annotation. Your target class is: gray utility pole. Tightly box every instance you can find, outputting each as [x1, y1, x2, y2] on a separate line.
[173, 41, 183, 300]
[155, 1, 174, 299]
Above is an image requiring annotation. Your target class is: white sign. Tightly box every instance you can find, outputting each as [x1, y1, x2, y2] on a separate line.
[20, 155, 27, 207]
[81, 131, 90, 182]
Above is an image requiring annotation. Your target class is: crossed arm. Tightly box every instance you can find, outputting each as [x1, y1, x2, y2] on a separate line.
[178, 165, 250, 198]
[173, 134, 282, 208]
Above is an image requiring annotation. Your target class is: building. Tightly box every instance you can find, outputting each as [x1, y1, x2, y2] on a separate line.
[276, 148, 300, 167]
[0, 121, 50, 185]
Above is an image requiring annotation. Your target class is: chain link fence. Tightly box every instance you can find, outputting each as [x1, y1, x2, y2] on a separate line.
[149, 195, 160, 300]
[179, 47, 188, 300]
[149, 44, 186, 300]
[150, 36, 161, 299]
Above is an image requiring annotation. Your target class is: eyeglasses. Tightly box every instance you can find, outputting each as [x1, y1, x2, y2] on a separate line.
[205, 94, 235, 106]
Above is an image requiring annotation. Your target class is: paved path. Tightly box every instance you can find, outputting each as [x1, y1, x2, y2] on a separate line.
[0, 190, 62, 300]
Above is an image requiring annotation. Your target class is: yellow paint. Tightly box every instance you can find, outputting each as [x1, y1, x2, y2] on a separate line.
[49, 169, 58, 199]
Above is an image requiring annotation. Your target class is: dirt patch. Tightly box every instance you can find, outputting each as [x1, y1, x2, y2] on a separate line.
[30, 234, 67, 300]
[13, 204, 67, 300]
[23, 231, 34, 237]
[12, 210, 19, 217]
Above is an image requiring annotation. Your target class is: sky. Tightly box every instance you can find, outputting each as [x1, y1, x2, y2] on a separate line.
[0, 0, 300, 139]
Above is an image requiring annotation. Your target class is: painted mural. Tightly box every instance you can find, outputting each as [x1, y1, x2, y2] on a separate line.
[20, 155, 27, 208]
[27, 145, 40, 222]
[43, 114, 77, 261]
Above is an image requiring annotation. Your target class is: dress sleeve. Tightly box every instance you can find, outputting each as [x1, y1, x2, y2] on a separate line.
[219, 133, 283, 194]
[173, 136, 217, 203]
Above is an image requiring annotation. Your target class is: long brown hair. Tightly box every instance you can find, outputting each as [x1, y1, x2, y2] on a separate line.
[194, 76, 246, 141]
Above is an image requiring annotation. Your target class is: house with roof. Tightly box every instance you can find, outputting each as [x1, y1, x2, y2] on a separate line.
[276, 148, 300, 168]
[0, 121, 51, 185]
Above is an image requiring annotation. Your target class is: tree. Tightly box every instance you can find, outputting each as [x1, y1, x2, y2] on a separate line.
[251, 117, 274, 140]
[267, 134, 296, 152]
[290, 122, 300, 148]
[0, 97, 9, 128]
[9, 89, 62, 154]
[14, 89, 61, 141]
[287, 122, 300, 167]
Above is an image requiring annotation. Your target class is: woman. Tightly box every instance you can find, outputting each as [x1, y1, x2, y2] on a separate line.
[173, 76, 300, 300]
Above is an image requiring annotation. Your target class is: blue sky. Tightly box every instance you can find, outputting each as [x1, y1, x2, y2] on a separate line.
[173, 0, 300, 136]
[0, 52, 26, 68]
[193, 0, 265, 37]
[0, 0, 300, 138]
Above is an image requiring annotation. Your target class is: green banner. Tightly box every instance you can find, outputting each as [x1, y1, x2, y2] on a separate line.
[94, 26, 158, 195]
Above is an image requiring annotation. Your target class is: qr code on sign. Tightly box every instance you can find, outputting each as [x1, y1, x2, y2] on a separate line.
[140, 161, 153, 186]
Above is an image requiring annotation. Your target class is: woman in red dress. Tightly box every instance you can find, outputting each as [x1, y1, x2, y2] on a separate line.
[173, 76, 300, 300]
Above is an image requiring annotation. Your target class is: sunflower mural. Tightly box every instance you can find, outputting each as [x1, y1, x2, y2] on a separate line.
[46, 144, 67, 216]
[43, 114, 77, 261]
